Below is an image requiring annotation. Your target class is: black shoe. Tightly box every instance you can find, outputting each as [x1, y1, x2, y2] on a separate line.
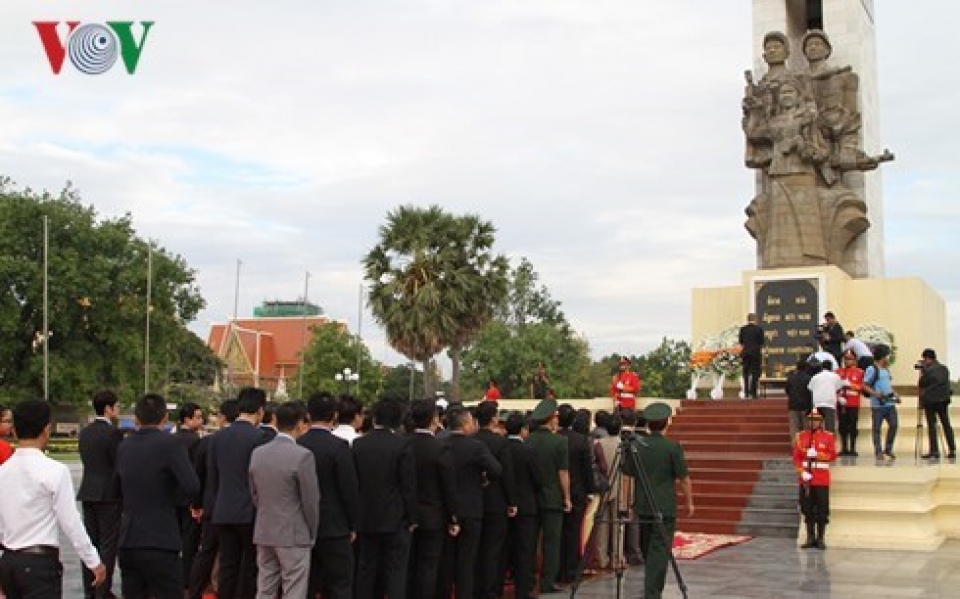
[800, 538, 817, 549]
[884, 452, 897, 460]
[948, 452, 957, 459]
[815, 539, 826, 550]
[921, 453, 940, 460]
[851, 450, 859, 456]
[540, 585, 566, 594]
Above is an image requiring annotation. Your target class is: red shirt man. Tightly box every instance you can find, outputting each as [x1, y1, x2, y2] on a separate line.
[792, 410, 837, 549]
[483, 379, 502, 401]
[836, 352, 864, 456]
[610, 357, 641, 410]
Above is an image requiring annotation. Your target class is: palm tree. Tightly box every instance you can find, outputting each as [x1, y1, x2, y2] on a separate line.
[363, 205, 507, 400]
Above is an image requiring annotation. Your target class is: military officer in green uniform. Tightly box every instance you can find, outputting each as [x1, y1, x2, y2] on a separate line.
[525, 397, 571, 594]
[623, 403, 694, 599]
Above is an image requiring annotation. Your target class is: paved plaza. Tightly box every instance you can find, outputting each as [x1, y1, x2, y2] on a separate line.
[58, 462, 960, 598]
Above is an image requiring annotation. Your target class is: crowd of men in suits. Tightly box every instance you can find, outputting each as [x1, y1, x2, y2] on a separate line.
[0, 386, 660, 599]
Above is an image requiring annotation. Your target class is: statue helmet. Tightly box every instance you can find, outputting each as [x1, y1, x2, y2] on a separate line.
[801, 29, 833, 59]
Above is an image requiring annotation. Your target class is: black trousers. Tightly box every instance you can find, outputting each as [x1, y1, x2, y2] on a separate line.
[437, 518, 481, 599]
[559, 497, 587, 582]
[925, 402, 957, 454]
[742, 354, 762, 398]
[408, 528, 444, 599]
[187, 519, 217, 599]
[217, 522, 257, 599]
[118, 548, 181, 599]
[356, 529, 411, 599]
[309, 535, 354, 599]
[82, 501, 121, 598]
[505, 515, 538, 599]
[837, 405, 860, 452]
[0, 551, 63, 599]
[476, 512, 508, 597]
[799, 485, 830, 525]
[177, 506, 201, 590]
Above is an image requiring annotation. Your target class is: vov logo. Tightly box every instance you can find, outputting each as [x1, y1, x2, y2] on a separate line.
[33, 21, 155, 75]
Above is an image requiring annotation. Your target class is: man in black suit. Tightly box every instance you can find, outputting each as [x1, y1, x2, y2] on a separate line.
[298, 393, 360, 599]
[116, 393, 200, 598]
[406, 399, 459, 599]
[473, 401, 516, 599]
[174, 402, 204, 591]
[208, 387, 266, 599]
[259, 401, 279, 442]
[503, 413, 542, 599]
[352, 398, 418, 599]
[437, 406, 502, 599]
[557, 404, 596, 583]
[77, 389, 124, 599]
[739, 313, 766, 399]
[187, 400, 238, 599]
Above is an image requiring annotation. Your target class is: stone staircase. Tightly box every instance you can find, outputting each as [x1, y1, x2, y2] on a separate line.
[668, 399, 798, 537]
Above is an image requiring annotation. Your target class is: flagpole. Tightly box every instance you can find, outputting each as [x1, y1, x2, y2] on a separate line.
[227, 258, 242, 390]
[355, 283, 363, 382]
[43, 215, 49, 402]
[144, 244, 152, 394]
[298, 271, 311, 397]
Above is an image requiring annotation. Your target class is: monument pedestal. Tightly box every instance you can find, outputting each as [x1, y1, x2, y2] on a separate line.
[691, 265, 946, 383]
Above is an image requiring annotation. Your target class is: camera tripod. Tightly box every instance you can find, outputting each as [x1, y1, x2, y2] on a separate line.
[568, 433, 688, 599]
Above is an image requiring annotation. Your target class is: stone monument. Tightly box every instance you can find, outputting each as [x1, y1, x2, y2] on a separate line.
[742, 29, 893, 279]
[690, 0, 945, 386]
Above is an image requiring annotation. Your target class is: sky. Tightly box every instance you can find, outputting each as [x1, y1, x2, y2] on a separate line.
[2, 1, 959, 377]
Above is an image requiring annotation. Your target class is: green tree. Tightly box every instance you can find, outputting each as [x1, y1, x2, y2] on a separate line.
[0, 179, 206, 405]
[460, 258, 593, 399]
[363, 205, 507, 400]
[379, 363, 425, 403]
[298, 323, 381, 403]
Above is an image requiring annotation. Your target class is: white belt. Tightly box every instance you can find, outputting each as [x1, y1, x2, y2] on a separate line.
[618, 393, 636, 398]
[807, 463, 830, 470]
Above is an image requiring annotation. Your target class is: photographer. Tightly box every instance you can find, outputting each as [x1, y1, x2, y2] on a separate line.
[862, 345, 898, 461]
[917, 349, 956, 460]
[820, 312, 845, 363]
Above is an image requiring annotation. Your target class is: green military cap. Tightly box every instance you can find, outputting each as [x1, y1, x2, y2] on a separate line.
[530, 398, 558, 422]
[643, 402, 672, 422]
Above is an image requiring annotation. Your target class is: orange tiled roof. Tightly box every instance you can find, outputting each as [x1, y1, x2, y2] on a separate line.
[207, 316, 336, 381]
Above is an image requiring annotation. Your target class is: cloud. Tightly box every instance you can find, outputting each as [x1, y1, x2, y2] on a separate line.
[2, 1, 959, 377]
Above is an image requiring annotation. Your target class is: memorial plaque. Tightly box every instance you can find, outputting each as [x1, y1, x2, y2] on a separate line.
[754, 278, 819, 378]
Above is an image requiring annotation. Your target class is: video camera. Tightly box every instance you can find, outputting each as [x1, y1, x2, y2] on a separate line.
[913, 361, 925, 371]
[878, 392, 901, 405]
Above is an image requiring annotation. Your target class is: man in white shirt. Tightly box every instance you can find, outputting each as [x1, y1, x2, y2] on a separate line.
[843, 331, 875, 370]
[808, 363, 847, 434]
[332, 396, 363, 445]
[0, 399, 106, 598]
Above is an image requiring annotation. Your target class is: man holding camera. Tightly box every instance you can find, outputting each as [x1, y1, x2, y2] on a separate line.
[792, 410, 837, 549]
[862, 345, 898, 461]
[917, 349, 956, 460]
[820, 312, 845, 363]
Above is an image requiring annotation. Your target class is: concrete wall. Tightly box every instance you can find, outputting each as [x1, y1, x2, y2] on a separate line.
[692, 266, 947, 383]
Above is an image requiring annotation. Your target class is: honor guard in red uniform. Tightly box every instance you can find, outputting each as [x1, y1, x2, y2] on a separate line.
[610, 357, 641, 410]
[836, 351, 864, 456]
[792, 409, 837, 549]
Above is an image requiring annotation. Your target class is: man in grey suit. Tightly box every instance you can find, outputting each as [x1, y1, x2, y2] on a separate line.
[248, 401, 319, 599]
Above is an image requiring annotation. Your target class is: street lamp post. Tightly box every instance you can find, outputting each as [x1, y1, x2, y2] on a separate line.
[334, 367, 360, 396]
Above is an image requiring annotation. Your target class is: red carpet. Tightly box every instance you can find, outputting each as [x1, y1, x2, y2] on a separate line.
[672, 531, 752, 560]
